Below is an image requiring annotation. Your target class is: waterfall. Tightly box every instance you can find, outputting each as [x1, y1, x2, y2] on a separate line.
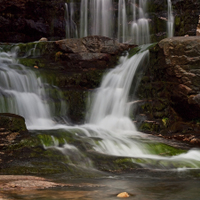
[88, 48, 149, 130]
[118, 0, 128, 43]
[65, 2, 78, 38]
[78, 47, 200, 169]
[0, 48, 67, 129]
[167, 0, 174, 37]
[1, 44, 200, 170]
[79, 0, 150, 44]
[80, 0, 88, 37]
[130, 0, 150, 44]
[80, 0, 113, 38]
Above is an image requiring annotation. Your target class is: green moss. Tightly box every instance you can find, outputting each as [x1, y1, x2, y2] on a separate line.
[162, 117, 169, 127]
[128, 43, 157, 58]
[19, 58, 46, 68]
[146, 143, 186, 156]
[0, 113, 27, 132]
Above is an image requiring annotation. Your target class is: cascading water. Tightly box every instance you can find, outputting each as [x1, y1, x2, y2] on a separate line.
[90, 0, 113, 37]
[80, 0, 88, 38]
[65, 1, 78, 38]
[79, 0, 150, 43]
[1, 0, 200, 171]
[88, 49, 149, 130]
[78, 47, 200, 169]
[167, 0, 174, 37]
[1, 43, 200, 170]
[117, 0, 151, 44]
[80, 0, 113, 38]
[118, 0, 128, 43]
[0, 48, 67, 129]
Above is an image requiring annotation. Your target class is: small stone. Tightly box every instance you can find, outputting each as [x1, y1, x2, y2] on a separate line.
[39, 37, 48, 42]
[190, 138, 200, 144]
[117, 192, 130, 198]
[34, 66, 38, 69]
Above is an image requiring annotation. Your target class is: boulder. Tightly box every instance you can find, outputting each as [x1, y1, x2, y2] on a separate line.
[55, 36, 132, 69]
[17, 35, 133, 72]
[117, 192, 130, 198]
[136, 36, 200, 144]
[157, 36, 200, 120]
[197, 15, 200, 36]
[0, 113, 27, 132]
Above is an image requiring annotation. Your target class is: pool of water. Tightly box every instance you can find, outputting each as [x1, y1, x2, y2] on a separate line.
[3, 169, 200, 200]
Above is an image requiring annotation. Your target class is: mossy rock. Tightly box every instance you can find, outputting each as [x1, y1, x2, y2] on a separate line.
[0, 113, 27, 132]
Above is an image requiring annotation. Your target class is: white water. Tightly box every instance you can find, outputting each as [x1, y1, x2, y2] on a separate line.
[88, 48, 149, 131]
[78, 0, 150, 44]
[167, 0, 174, 37]
[65, 2, 78, 38]
[130, 0, 150, 44]
[90, 0, 113, 37]
[1, 45, 200, 169]
[0, 48, 66, 129]
[80, 0, 88, 38]
[80, 0, 113, 38]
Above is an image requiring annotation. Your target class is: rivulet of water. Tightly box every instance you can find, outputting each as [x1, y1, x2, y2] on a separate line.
[167, 0, 174, 37]
[78, 0, 150, 44]
[0, 48, 67, 129]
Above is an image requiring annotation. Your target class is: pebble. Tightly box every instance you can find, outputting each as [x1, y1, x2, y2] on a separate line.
[117, 192, 130, 198]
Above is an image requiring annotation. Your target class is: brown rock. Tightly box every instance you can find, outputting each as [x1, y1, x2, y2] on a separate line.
[196, 16, 200, 36]
[39, 37, 48, 42]
[117, 192, 130, 198]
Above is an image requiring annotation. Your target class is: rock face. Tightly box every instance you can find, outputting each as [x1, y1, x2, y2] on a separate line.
[136, 36, 200, 144]
[18, 35, 132, 78]
[0, 0, 66, 42]
[197, 16, 200, 36]
[157, 36, 200, 120]
[148, 0, 200, 41]
[0, 113, 28, 163]
[55, 36, 132, 70]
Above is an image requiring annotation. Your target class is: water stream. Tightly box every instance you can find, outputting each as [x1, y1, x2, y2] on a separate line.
[78, 0, 150, 43]
[0, 48, 67, 128]
[167, 0, 174, 37]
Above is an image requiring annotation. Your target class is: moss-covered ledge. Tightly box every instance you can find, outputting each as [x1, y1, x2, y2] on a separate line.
[17, 36, 135, 71]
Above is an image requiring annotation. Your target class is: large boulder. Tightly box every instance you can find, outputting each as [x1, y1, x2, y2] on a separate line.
[157, 36, 200, 120]
[136, 36, 200, 144]
[17, 35, 132, 77]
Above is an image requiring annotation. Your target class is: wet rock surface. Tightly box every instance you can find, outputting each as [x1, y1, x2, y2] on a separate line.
[136, 36, 200, 145]
[148, 0, 200, 41]
[0, 0, 66, 42]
